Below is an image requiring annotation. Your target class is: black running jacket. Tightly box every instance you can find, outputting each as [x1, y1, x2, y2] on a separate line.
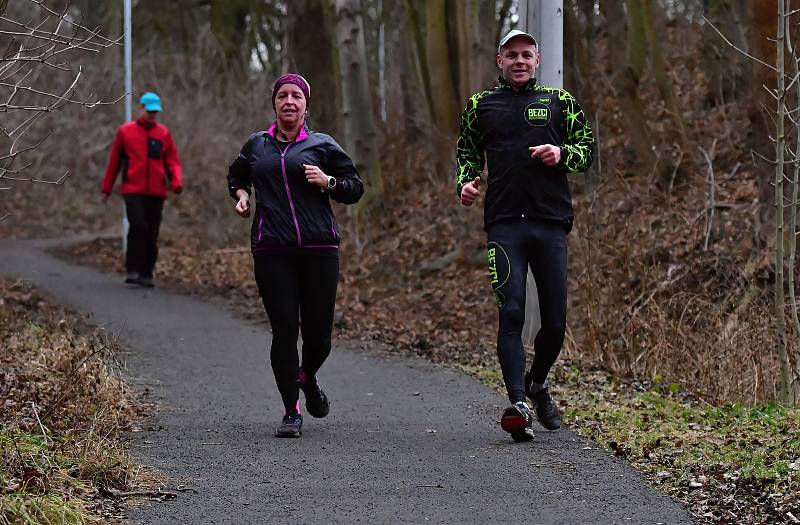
[455, 76, 594, 230]
[228, 124, 363, 253]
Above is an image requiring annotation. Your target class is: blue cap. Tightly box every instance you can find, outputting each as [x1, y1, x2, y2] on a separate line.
[139, 92, 162, 112]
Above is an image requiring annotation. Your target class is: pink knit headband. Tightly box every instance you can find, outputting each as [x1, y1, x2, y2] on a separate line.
[272, 73, 311, 108]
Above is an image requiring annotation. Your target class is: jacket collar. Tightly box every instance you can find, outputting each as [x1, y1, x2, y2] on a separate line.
[497, 75, 539, 92]
[267, 121, 309, 143]
[136, 116, 157, 129]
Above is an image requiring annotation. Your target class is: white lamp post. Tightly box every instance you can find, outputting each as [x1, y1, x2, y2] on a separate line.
[517, 0, 564, 349]
[121, 0, 131, 252]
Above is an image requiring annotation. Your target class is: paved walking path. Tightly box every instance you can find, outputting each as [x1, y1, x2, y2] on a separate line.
[1, 238, 696, 524]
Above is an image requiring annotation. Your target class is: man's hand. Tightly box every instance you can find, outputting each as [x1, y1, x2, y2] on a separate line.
[529, 144, 561, 167]
[101, 193, 110, 204]
[460, 176, 482, 207]
[234, 190, 250, 218]
[172, 186, 183, 195]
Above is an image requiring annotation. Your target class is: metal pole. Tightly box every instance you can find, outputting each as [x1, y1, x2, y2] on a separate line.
[124, 0, 132, 122]
[519, 0, 564, 349]
[122, 0, 131, 253]
[518, 0, 564, 88]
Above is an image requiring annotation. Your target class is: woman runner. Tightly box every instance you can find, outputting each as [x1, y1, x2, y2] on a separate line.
[227, 73, 364, 437]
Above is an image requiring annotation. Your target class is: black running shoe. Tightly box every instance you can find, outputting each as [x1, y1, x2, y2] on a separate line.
[531, 389, 562, 430]
[124, 272, 139, 284]
[137, 275, 155, 288]
[275, 411, 303, 438]
[500, 401, 534, 442]
[525, 373, 562, 430]
[302, 383, 330, 418]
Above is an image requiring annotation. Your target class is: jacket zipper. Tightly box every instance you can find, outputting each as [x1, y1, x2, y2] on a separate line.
[144, 129, 152, 194]
[276, 143, 302, 247]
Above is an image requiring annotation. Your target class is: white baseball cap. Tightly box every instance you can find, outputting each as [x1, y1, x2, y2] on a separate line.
[497, 29, 538, 54]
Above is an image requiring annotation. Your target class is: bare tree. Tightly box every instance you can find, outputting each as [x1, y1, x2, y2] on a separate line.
[0, 0, 118, 217]
[774, 0, 790, 402]
[335, 0, 384, 215]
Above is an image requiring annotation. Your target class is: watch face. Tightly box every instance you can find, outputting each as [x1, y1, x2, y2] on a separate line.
[328, 177, 335, 188]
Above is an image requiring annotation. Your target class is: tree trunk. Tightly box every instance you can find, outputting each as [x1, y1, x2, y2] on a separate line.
[447, 0, 492, 104]
[287, 0, 343, 138]
[404, 0, 434, 123]
[775, 0, 792, 403]
[335, 0, 384, 212]
[564, 0, 593, 108]
[643, 2, 689, 155]
[602, 1, 661, 180]
[789, 62, 800, 402]
[208, 0, 250, 74]
[702, 0, 752, 106]
[424, 0, 459, 136]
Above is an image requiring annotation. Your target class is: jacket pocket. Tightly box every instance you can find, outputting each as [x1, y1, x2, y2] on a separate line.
[147, 138, 164, 160]
[251, 207, 268, 245]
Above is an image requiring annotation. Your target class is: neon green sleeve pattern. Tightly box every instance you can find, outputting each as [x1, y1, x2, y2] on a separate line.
[455, 91, 492, 196]
[557, 89, 594, 173]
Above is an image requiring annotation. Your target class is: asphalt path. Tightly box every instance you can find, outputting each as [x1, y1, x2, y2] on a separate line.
[1, 238, 696, 524]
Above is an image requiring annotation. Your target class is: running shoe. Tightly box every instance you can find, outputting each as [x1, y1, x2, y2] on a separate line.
[124, 272, 139, 284]
[137, 275, 155, 288]
[299, 370, 329, 418]
[525, 374, 562, 430]
[275, 411, 303, 438]
[500, 401, 534, 442]
[532, 389, 561, 430]
[302, 382, 330, 418]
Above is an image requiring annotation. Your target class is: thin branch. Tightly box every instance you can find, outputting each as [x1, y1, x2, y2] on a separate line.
[31, 401, 49, 444]
[700, 140, 718, 251]
[703, 14, 777, 72]
[753, 149, 778, 165]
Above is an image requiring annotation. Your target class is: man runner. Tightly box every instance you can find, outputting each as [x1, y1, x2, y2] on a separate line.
[456, 29, 594, 441]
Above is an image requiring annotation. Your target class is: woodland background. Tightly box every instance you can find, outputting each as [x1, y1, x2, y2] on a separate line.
[0, 0, 790, 405]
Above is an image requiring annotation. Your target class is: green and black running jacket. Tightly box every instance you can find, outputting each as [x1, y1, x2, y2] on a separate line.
[456, 76, 594, 230]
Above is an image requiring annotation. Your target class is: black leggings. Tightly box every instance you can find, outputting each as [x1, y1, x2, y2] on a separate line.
[487, 219, 568, 404]
[124, 195, 164, 278]
[254, 250, 339, 414]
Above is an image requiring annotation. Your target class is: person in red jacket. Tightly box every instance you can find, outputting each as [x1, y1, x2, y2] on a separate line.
[100, 91, 183, 287]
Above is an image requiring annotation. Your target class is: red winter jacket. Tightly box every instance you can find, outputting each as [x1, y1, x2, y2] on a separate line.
[100, 117, 183, 198]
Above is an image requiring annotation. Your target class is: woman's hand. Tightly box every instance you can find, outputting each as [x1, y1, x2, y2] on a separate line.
[235, 190, 250, 218]
[304, 164, 330, 189]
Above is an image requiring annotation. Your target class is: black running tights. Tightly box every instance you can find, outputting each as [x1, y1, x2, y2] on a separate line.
[487, 219, 568, 404]
[254, 251, 339, 414]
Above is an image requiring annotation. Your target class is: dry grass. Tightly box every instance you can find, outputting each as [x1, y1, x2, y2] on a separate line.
[0, 279, 150, 524]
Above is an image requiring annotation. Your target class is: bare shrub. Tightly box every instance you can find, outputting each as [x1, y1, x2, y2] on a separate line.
[0, 0, 119, 226]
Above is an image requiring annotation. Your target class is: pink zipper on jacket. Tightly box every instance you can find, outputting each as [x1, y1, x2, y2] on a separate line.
[279, 143, 302, 247]
[267, 122, 309, 248]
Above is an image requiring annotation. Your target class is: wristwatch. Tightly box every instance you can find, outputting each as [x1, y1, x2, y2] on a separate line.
[327, 176, 337, 190]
